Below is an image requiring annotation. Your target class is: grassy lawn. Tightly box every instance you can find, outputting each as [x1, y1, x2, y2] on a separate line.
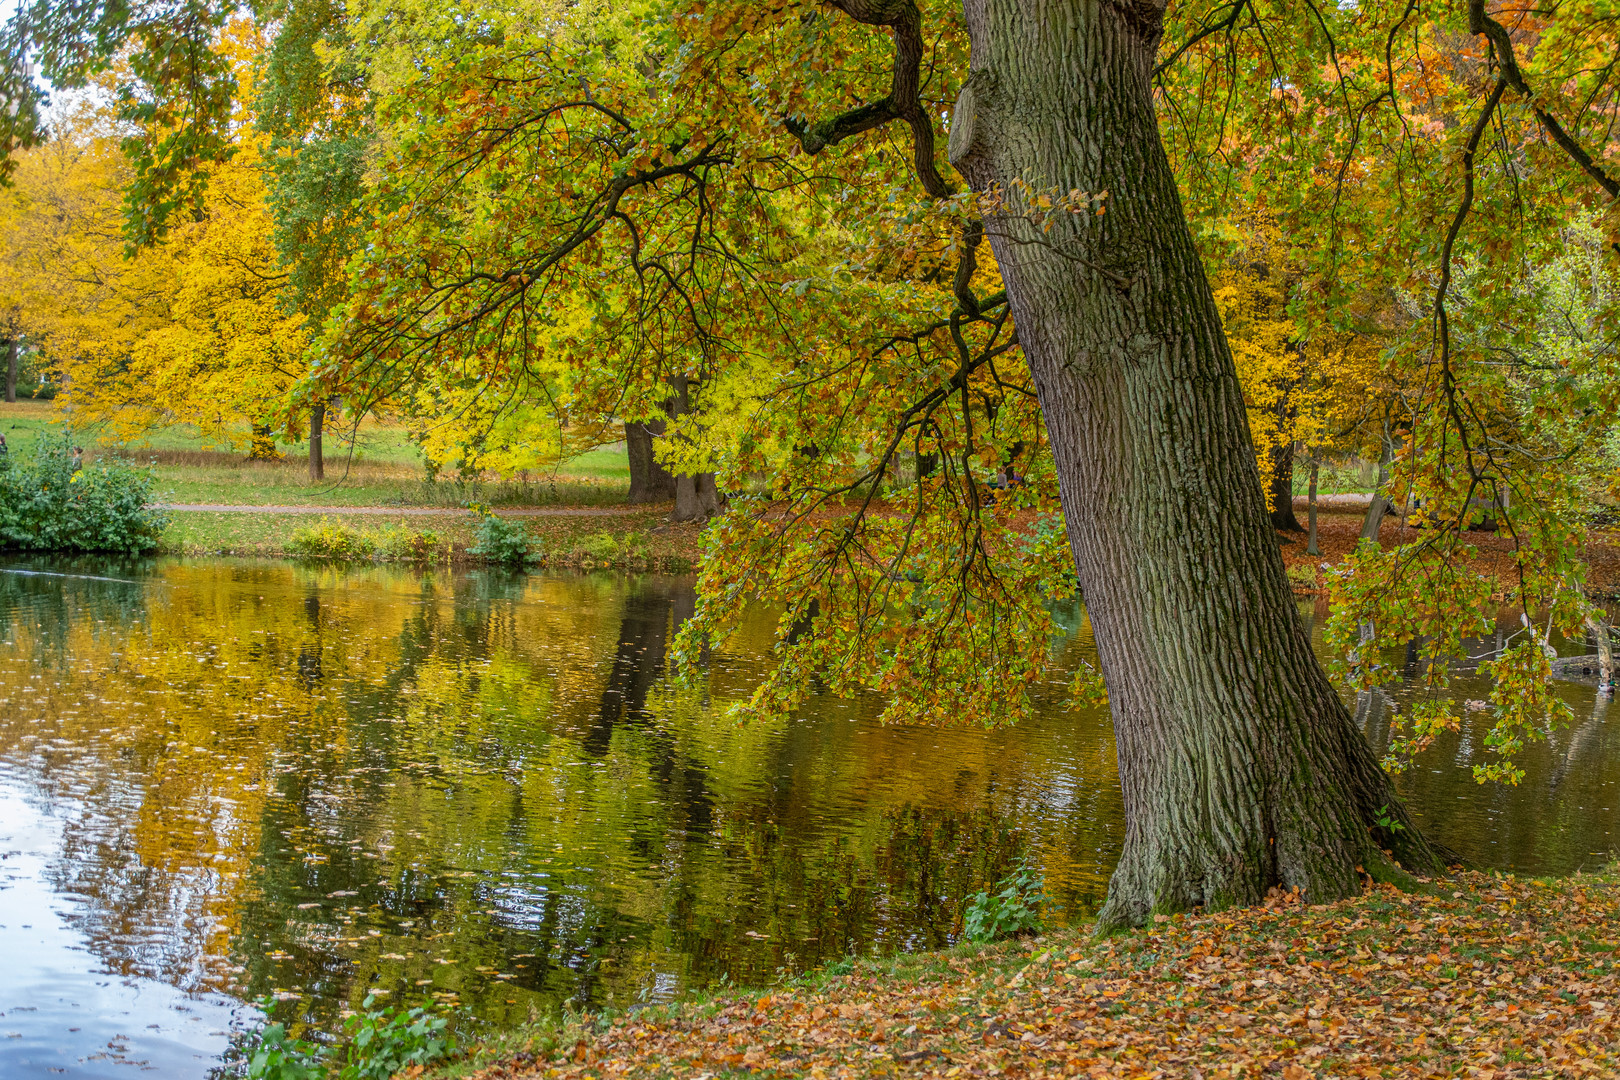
[0, 401, 633, 507]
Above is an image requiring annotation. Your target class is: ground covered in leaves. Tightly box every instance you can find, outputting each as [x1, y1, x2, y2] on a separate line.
[444, 871, 1618, 1080]
[1278, 512, 1620, 598]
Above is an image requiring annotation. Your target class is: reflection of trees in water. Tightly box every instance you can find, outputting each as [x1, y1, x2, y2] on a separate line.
[0, 565, 1365, 1037]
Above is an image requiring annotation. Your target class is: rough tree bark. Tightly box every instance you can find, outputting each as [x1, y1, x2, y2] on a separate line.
[625, 416, 677, 503]
[309, 402, 325, 482]
[4, 338, 16, 403]
[952, 0, 1441, 928]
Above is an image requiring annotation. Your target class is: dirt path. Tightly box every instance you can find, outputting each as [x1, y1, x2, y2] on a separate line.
[157, 503, 651, 517]
[1291, 492, 1372, 510]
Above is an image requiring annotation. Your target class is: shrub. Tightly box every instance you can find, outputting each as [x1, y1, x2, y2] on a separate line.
[336, 996, 457, 1080]
[0, 436, 168, 553]
[377, 524, 442, 562]
[288, 519, 376, 560]
[576, 530, 621, 563]
[238, 1021, 324, 1080]
[1285, 561, 1319, 591]
[469, 512, 532, 565]
[963, 863, 1046, 943]
[227, 996, 457, 1080]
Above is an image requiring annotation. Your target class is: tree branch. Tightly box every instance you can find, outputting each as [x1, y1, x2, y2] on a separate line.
[1468, 0, 1620, 201]
[787, 0, 951, 198]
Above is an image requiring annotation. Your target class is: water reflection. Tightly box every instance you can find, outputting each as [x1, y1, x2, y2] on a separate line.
[0, 559, 1117, 1075]
[0, 560, 1616, 1077]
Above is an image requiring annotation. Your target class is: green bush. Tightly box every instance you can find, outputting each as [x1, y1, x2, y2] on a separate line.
[288, 519, 377, 560]
[1285, 561, 1319, 591]
[576, 530, 620, 563]
[336, 995, 457, 1080]
[963, 863, 1046, 943]
[377, 524, 442, 562]
[469, 512, 532, 565]
[228, 995, 457, 1080]
[573, 530, 648, 565]
[0, 436, 168, 553]
[239, 1021, 324, 1080]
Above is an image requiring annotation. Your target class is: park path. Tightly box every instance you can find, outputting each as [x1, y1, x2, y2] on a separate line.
[161, 495, 1366, 515]
[157, 503, 650, 517]
[1291, 493, 1372, 510]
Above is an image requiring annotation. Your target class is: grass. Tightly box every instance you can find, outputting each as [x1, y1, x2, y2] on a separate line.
[0, 401, 633, 507]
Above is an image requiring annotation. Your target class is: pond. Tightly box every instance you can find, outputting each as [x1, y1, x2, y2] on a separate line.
[0, 557, 1615, 1077]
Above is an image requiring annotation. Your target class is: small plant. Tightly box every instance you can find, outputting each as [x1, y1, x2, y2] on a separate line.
[288, 519, 376, 560]
[224, 1000, 324, 1080]
[575, 530, 621, 564]
[377, 525, 442, 562]
[227, 995, 458, 1080]
[241, 1021, 325, 1080]
[1285, 562, 1319, 591]
[1372, 803, 1406, 834]
[336, 995, 457, 1080]
[469, 512, 532, 566]
[963, 862, 1046, 943]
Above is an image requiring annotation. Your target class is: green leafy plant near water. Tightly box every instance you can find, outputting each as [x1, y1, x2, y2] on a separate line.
[288, 519, 377, 559]
[570, 528, 648, 565]
[288, 520, 446, 562]
[232, 995, 457, 1080]
[0, 435, 168, 553]
[963, 863, 1046, 943]
[468, 509, 533, 565]
[377, 523, 443, 562]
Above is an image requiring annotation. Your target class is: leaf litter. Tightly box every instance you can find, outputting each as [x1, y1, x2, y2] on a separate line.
[453, 870, 1618, 1079]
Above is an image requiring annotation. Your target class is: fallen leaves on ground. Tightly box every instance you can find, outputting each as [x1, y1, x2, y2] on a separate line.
[1278, 512, 1620, 598]
[461, 870, 1619, 1079]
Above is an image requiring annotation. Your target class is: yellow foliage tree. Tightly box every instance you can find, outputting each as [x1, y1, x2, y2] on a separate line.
[2, 31, 309, 456]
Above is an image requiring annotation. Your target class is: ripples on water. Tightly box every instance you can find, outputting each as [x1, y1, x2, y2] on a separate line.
[0, 556, 1615, 1076]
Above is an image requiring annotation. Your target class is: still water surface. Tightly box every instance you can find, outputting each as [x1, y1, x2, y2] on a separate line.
[0, 557, 1616, 1076]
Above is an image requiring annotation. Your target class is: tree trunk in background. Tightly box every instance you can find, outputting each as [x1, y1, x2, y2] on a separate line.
[309, 402, 325, 482]
[1269, 438, 1304, 532]
[5, 339, 16, 403]
[626, 417, 677, 502]
[1306, 457, 1321, 556]
[667, 374, 723, 522]
[675, 472, 724, 521]
[1359, 431, 1394, 542]
[955, 0, 1441, 928]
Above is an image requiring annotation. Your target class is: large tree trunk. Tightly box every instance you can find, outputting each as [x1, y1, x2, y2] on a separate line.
[954, 0, 1441, 928]
[309, 402, 325, 482]
[625, 417, 677, 502]
[4, 338, 16, 403]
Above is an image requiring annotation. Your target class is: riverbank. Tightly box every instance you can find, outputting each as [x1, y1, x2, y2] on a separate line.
[158, 506, 704, 570]
[433, 868, 1617, 1080]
